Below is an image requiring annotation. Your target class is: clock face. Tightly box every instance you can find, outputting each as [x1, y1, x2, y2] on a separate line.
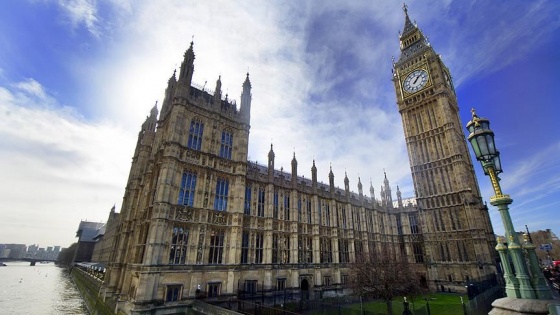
[403, 69, 429, 93]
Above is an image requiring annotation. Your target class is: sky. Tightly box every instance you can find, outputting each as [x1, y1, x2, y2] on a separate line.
[0, 0, 559, 248]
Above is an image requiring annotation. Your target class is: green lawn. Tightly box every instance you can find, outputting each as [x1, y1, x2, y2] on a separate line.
[306, 293, 467, 315]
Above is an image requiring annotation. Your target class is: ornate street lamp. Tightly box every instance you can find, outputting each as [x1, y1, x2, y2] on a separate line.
[466, 109, 551, 300]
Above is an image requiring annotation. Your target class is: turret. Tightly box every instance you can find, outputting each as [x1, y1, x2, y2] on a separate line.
[383, 171, 393, 207]
[129, 104, 158, 182]
[344, 172, 350, 193]
[161, 70, 177, 120]
[311, 160, 317, 193]
[380, 185, 385, 207]
[358, 177, 363, 197]
[329, 165, 335, 194]
[213, 76, 222, 106]
[240, 73, 252, 124]
[174, 42, 195, 99]
[268, 144, 275, 182]
[370, 180, 375, 200]
[358, 176, 364, 205]
[291, 152, 298, 188]
[397, 185, 403, 209]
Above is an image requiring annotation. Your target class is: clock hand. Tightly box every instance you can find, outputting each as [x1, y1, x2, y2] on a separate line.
[413, 75, 421, 84]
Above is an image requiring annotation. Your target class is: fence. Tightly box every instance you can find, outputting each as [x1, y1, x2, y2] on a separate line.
[464, 286, 504, 315]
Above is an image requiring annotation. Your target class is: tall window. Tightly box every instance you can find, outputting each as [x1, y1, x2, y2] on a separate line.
[284, 195, 290, 221]
[409, 213, 420, 234]
[272, 234, 278, 263]
[244, 186, 252, 215]
[207, 283, 221, 297]
[307, 200, 312, 223]
[298, 235, 312, 263]
[277, 279, 286, 291]
[169, 226, 189, 264]
[413, 243, 424, 263]
[214, 178, 229, 211]
[166, 285, 182, 302]
[219, 130, 233, 159]
[320, 237, 332, 263]
[241, 231, 249, 264]
[178, 171, 197, 206]
[297, 197, 302, 221]
[208, 230, 224, 264]
[354, 207, 361, 230]
[396, 214, 403, 235]
[244, 280, 257, 294]
[338, 239, 350, 263]
[282, 235, 290, 263]
[187, 119, 204, 150]
[355, 240, 364, 255]
[255, 232, 264, 264]
[257, 188, 265, 217]
[273, 191, 279, 219]
[462, 242, 469, 261]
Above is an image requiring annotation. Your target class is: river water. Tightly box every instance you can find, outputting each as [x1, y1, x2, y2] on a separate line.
[0, 261, 88, 314]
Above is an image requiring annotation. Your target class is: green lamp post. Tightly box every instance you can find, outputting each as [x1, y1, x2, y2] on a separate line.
[466, 109, 551, 300]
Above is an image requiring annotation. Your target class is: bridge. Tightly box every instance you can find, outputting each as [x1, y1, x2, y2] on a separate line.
[0, 257, 58, 266]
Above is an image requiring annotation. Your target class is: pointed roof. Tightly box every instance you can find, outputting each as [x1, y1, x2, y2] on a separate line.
[185, 41, 194, 58]
[397, 4, 430, 63]
[150, 101, 158, 116]
[268, 143, 275, 159]
[243, 72, 251, 88]
[401, 3, 416, 37]
[168, 69, 177, 84]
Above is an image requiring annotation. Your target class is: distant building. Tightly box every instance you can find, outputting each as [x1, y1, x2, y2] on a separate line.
[73, 221, 105, 263]
[27, 244, 39, 256]
[92, 206, 120, 264]
[0, 244, 27, 259]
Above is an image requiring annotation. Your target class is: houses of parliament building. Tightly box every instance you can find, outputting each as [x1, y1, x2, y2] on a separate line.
[98, 6, 498, 314]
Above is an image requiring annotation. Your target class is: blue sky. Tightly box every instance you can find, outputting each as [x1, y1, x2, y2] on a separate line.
[0, 0, 559, 247]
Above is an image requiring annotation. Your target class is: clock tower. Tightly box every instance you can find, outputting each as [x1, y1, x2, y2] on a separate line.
[392, 5, 498, 289]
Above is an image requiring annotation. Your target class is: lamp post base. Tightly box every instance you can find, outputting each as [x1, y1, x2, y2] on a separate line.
[489, 297, 560, 315]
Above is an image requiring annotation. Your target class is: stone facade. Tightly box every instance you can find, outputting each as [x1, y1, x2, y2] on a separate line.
[100, 8, 498, 315]
[92, 206, 120, 265]
[391, 5, 498, 290]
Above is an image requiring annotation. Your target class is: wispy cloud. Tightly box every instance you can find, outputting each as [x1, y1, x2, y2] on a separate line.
[0, 78, 135, 245]
[55, 0, 102, 38]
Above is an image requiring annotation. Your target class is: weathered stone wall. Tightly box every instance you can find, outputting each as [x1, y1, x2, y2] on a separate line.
[70, 267, 116, 315]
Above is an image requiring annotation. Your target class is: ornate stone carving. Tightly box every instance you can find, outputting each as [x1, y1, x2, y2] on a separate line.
[176, 208, 193, 221]
[212, 212, 227, 225]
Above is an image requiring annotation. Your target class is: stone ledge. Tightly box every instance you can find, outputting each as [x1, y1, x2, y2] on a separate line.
[489, 297, 559, 315]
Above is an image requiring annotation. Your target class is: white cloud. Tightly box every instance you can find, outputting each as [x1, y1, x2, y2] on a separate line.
[0, 79, 135, 246]
[56, 0, 101, 38]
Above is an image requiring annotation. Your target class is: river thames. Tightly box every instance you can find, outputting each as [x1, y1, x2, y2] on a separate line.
[0, 261, 87, 314]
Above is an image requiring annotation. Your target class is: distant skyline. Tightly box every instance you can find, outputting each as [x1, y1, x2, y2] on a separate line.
[1, 1, 559, 246]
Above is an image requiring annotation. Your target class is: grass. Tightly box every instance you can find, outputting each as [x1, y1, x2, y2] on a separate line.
[307, 293, 467, 315]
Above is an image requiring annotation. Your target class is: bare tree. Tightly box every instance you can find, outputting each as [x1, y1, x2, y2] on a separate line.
[348, 248, 426, 315]
[57, 243, 77, 267]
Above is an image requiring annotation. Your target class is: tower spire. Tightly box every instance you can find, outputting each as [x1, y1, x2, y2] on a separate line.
[213, 75, 222, 107]
[240, 72, 252, 123]
[397, 4, 429, 62]
[174, 42, 195, 99]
